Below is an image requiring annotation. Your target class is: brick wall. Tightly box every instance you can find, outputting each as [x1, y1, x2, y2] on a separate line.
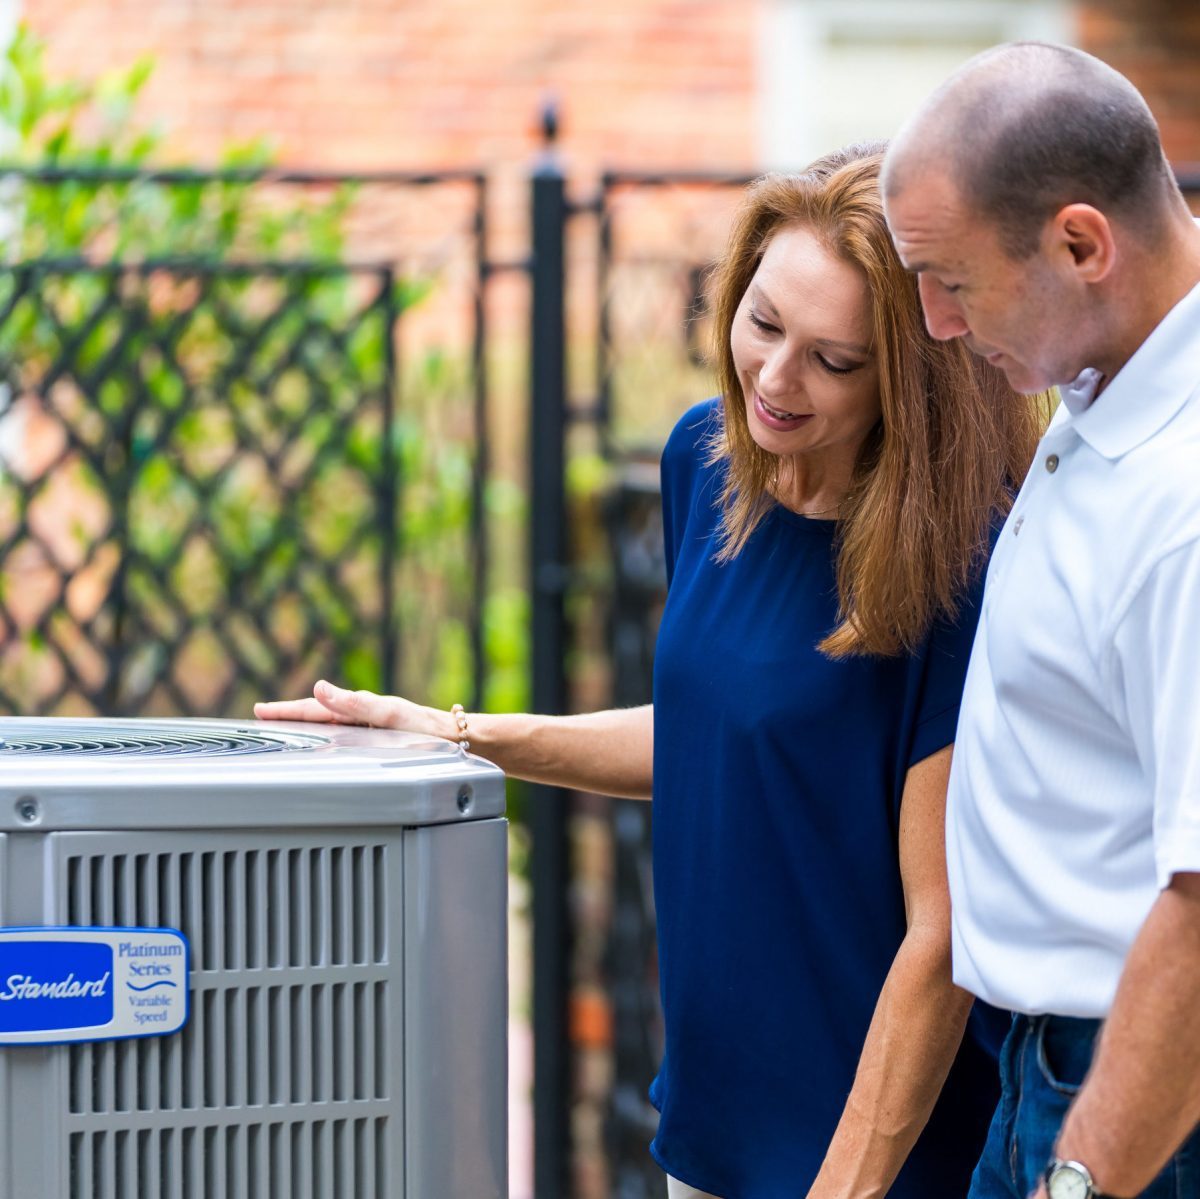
[21, 0, 759, 258]
[22, 1, 1200, 227]
[1079, 0, 1200, 166]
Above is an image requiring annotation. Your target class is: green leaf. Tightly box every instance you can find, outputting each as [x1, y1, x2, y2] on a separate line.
[341, 645, 384, 693]
[123, 55, 155, 98]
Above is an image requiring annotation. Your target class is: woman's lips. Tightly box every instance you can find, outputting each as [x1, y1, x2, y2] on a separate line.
[754, 391, 813, 431]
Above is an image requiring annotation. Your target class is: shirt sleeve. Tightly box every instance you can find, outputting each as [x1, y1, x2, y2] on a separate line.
[660, 399, 718, 586]
[660, 442, 682, 586]
[1111, 535, 1200, 889]
[907, 558, 988, 769]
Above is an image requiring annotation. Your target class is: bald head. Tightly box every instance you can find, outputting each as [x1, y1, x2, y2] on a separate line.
[885, 42, 1180, 258]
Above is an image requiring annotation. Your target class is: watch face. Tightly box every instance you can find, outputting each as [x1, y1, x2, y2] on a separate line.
[1048, 1163, 1091, 1199]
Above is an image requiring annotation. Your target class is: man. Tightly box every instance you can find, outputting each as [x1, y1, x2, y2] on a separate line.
[882, 42, 1200, 1199]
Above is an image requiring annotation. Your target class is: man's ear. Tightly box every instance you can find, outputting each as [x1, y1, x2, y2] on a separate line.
[1046, 204, 1116, 284]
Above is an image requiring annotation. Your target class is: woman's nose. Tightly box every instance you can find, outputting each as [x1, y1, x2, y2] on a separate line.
[757, 344, 801, 397]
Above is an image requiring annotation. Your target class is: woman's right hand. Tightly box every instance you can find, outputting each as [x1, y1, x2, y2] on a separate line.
[258, 687, 654, 798]
[254, 680, 454, 740]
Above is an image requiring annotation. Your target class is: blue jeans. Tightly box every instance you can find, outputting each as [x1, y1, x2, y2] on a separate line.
[969, 1015, 1200, 1198]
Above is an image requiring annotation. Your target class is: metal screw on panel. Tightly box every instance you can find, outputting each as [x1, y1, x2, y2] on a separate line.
[15, 796, 40, 824]
[457, 786, 474, 816]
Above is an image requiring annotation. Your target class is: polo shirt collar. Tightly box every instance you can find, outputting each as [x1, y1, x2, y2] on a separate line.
[1056, 278, 1200, 460]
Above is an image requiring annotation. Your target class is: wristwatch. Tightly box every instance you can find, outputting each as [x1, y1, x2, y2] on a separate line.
[1045, 1159, 1117, 1199]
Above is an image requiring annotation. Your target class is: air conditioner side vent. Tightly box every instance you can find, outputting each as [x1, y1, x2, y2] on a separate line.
[57, 831, 402, 1199]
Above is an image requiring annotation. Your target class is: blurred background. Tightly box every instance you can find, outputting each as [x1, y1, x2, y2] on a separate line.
[0, 2, 1196, 1197]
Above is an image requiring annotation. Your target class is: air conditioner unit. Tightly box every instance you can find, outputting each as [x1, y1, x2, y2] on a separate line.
[0, 717, 508, 1199]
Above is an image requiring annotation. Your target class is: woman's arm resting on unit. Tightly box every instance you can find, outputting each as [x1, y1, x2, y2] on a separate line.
[255, 682, 654, 800]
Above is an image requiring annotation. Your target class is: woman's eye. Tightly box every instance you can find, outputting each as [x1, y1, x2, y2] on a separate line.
[817, 355, 857, 376]
[747, 311, 780, 335]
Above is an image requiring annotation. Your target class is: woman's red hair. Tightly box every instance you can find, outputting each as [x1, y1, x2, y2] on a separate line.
[708, 143, 1050, 656]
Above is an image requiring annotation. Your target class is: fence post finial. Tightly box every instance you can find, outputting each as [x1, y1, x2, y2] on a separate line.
[538, 93, 560, 152]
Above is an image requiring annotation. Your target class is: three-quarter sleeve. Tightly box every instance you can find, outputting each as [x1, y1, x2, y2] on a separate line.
[660, 400, 717, 586]
[907, 561, 988, 769]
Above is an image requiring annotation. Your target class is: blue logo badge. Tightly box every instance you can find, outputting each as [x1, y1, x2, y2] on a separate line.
[0, 940, 113, 1033]
[0, 929, 189, 1046]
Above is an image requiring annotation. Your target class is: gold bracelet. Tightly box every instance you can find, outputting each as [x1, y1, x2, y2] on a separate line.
[450, 703, 470, 751]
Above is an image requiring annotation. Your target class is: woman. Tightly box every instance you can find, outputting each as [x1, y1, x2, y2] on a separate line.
[257, 144, 1047, 1198]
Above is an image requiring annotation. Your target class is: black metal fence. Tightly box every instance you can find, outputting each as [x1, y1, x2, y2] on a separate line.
[526, 131, 756, 1197]
[0, 166, 491, 718]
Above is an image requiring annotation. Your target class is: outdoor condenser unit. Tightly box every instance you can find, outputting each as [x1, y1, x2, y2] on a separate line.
[0, 717, 508, 1199]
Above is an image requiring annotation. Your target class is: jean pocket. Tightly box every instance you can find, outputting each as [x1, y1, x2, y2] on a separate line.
[1034, 1018, 1098, 1096]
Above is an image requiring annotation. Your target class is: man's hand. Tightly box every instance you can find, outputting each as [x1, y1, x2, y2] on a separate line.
[1044, 873, 1200, 1196]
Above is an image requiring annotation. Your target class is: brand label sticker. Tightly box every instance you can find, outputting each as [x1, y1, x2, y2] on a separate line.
[0, 928, 189, 1046]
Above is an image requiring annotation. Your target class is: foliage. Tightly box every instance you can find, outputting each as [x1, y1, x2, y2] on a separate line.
[0, 24, 520, 728]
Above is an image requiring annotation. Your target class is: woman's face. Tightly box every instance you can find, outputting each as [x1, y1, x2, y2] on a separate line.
[731, 224, 881, 467]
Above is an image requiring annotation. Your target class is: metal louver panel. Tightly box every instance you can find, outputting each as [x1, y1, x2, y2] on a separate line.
[54, 831, 405, 1199]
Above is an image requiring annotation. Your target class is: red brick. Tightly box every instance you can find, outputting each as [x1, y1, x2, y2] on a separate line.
[1079, 3, 1200, 165]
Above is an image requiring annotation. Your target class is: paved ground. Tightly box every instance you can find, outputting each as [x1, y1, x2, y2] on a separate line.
[510, 1012, 534, 1198]
[510, 855, 534, 1199]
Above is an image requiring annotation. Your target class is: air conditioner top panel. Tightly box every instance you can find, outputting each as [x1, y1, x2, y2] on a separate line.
[0, 718, 505, 831]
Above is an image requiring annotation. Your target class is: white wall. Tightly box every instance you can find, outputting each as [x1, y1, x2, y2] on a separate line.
[759, 0, 1077, 170]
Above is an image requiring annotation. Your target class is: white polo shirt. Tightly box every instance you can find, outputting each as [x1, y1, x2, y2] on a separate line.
[946, 278, 1200, 1018]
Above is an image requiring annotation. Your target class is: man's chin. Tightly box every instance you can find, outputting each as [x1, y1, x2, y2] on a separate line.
[1001, 369, 1052, 395]
[965, 342, 1054, 394]
[986, 355, 1052, 396]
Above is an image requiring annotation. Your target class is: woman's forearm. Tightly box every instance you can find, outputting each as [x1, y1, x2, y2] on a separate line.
[807, 925, 974, 1199]
[255, 684, 654, 800]
[456, 705, 654, 800]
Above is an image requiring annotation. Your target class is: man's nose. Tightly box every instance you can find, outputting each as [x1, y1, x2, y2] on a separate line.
[917, 275, 969, 341]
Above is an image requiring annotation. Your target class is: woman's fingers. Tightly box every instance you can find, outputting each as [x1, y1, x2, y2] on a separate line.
[255, 682, 411, 731]
[253, 697, 340, 723]
[311, 680, 403, 729]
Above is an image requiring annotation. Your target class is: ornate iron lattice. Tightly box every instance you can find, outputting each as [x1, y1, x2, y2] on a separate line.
[0, 169, 490, 721]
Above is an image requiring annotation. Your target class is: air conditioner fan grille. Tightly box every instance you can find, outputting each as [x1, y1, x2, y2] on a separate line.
[0, 726, 322, 757]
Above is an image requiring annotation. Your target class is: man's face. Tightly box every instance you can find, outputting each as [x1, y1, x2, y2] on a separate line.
[885, 171, 1081, 394]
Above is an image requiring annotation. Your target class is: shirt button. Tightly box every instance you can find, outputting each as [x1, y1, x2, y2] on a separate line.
[1045, 454, 1059, 473]
[1013, 516, 1024, 535]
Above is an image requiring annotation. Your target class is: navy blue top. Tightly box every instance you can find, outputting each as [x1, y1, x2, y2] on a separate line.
[649, 399, 1002, 1198]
